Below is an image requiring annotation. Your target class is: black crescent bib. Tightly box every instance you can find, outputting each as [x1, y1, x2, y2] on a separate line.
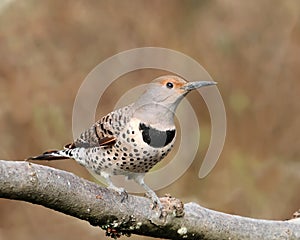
[139, 123, 175, 148]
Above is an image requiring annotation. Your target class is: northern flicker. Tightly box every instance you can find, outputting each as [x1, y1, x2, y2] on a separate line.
[29, 75, 216, 208]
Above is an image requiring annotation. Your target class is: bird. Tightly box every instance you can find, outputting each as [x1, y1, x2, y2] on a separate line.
[29, 75, 216, 209]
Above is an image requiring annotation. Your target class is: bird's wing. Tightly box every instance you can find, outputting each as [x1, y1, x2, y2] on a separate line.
[64, 136, 117, 149]
[66, 104, 133, 149]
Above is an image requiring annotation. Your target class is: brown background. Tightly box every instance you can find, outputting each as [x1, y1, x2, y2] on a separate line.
[0, 1, 299, 239]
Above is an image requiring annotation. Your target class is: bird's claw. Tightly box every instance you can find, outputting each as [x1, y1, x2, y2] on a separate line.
[120, 189, 128, 203]
[151, 199, 162, 210]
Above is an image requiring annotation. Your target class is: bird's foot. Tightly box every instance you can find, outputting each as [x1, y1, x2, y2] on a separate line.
[150, 194, 185, 225]
[108, 186, 128, 203]
[160, 194, 185, 217]
[145, 191, 162, 210]
[151, 198, 163, 216]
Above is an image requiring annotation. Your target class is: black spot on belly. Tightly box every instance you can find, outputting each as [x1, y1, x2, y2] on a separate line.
[139, 123, 175, 148]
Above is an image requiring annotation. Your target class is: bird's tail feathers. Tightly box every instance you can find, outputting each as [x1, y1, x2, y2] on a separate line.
[27, 150, 70, 161]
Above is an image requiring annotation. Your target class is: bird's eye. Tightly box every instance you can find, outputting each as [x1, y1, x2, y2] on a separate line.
[166, 82, 173, 89]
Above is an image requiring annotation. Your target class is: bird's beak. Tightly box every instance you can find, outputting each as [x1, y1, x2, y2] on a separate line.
[181, 81, 217, 91]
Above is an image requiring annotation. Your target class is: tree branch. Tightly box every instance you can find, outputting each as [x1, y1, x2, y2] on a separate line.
[0, 160, 299, 239]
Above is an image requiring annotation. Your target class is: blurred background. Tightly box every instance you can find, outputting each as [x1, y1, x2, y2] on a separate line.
[0, 0, 299, 239]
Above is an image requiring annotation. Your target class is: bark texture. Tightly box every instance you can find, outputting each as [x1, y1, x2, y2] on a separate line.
[0, 160, 299, 239]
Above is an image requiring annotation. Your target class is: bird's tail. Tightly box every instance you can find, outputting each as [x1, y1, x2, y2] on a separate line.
[27, 150, 70, 161]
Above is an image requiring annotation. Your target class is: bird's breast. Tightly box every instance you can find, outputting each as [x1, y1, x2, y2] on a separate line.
[98, 118, 176, 174]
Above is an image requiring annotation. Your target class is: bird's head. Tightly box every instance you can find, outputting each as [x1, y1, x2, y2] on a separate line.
[133, 75, 216, 127]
